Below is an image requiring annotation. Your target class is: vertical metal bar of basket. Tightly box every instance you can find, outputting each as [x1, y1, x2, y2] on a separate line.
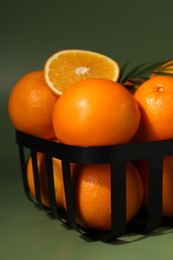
[45, 155, 60, 219]
[18, 144, 32, 202]
[102, 159, 126, 242]
[61, 159, 78, 231]
[144, 156, 163, 232]
[31, 149, 44, 210]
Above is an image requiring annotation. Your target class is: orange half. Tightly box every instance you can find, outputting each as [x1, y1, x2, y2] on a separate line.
[44, 49, 120, 95]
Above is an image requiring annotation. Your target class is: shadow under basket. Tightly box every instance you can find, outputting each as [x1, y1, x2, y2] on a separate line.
[16, 130, 173, 242]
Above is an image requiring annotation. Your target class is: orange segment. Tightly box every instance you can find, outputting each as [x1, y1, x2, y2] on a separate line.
[44, 49, 120, 95]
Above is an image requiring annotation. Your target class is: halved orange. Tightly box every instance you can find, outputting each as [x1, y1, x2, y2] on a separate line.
[44, 49, 120, 95]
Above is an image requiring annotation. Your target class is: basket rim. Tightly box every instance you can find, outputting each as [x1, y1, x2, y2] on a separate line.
[16, 130, 173, 163]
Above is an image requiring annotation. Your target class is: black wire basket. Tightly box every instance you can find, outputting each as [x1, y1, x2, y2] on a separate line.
[16, 130, 173, 242]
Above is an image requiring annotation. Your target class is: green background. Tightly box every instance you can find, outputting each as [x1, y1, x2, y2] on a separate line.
[1, 0, 173, 259]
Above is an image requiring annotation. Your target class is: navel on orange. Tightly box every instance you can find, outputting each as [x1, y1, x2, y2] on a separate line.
[44, 49, 120, 95]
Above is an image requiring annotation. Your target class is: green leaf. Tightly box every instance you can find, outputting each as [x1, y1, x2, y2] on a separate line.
[120, 59, 173, 84]
[120, 63, 146, 83]
[161, 62, 173, 68]
[151, 71, 173, 77]
[132, 60, 169, 76]
[119, 60, 131, 83]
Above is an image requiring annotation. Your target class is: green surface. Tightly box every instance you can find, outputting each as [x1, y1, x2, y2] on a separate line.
[2, 0, 173, 259]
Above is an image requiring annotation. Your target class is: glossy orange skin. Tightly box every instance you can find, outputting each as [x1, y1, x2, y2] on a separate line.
[134, 76, 173, 142]
[8, 71, 58, 139]
[52, 78, 141, 146]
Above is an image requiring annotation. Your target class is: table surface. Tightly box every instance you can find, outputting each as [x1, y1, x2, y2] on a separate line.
[1, 102, 173, 260]
[2, 174, 173, 260]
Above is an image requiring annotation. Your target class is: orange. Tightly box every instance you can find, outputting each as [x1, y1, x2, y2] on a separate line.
[44, 49, 120, 95]
[52, 78, 141, 146]
[8, 71, 58, 139]
[63, 162, 143, 230]
[136, 156, 173, 217]
[134, 75, 173, 142]
[26, 152, 64, 208]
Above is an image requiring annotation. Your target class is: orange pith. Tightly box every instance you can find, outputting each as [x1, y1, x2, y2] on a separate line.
[44, 49, 120, 95]
[52, 78, 141, 146]
[134, 75, 173, 142]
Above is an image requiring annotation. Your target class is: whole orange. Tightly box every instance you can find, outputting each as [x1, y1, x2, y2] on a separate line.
[136, 156, 173, 217]
[63, 162, 143, 230]
[26, 152, 64, 208]
[52, 78, 141, 146]
[8, 71, 58, 139]
[134, 75, 173, 142]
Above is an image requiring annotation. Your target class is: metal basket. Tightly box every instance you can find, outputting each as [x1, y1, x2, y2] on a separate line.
[16, 130, 173, 242]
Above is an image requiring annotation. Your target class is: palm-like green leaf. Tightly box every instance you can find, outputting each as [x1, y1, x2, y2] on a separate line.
[119, 63, 146, 83]
[118, 60, 131, 83]
[119, 59, 173, 85]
